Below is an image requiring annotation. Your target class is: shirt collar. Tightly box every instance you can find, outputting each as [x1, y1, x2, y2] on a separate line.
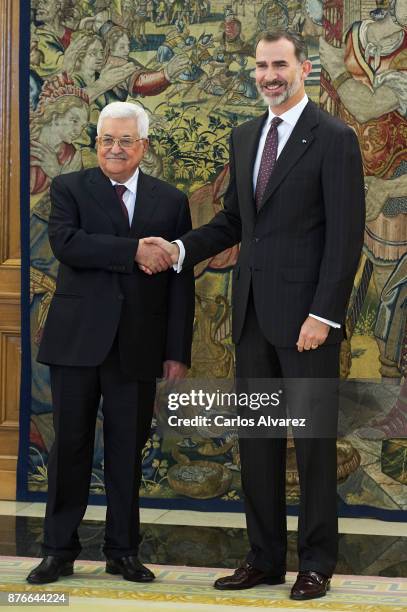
[109, 167, 140, 194]
[267, 94, 309, 127]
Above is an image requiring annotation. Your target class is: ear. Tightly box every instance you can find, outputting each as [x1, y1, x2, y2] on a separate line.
[302, 59, 313, 80]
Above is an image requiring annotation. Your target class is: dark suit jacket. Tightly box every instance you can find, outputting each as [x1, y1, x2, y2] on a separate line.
[38, 167, 195, 379]
[181, 100, 365, 347]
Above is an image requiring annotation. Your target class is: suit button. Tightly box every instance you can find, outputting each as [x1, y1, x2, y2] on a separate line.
[253, 237, 260, 243]
[118, 294, 124, 300]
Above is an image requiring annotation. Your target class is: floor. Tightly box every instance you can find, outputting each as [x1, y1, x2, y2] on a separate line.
[1, 502, 406, 611]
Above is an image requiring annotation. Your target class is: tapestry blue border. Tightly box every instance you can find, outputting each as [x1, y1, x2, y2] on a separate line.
[16, 0, 32, 502]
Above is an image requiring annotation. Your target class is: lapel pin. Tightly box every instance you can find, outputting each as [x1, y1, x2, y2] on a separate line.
[302, 139, 307, 143]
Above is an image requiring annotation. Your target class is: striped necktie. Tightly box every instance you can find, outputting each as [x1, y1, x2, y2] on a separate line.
[114, 184, 129, 225]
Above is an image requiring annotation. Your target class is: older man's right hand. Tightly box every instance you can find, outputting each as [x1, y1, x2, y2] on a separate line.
[135, 238, 175, 274]
[136, 237, 179, 274]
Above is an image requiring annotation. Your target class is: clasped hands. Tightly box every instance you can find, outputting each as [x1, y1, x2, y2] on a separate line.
[135, 237, 179, 274]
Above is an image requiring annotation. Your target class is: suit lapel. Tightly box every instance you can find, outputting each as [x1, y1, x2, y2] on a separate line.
[85, 167, 129, 235]
[259, 101, 319, 210]
[130, 170, 158, 237]
[242, 112, 268, 202]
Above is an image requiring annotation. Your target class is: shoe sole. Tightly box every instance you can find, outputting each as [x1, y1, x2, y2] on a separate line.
[214, 577, 285, 590]
[106, 566, 155, 582]
[290, 584, 330, 600]
[26, 568, 73, 585]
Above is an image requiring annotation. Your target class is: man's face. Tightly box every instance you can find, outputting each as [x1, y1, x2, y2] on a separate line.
[112, 34, 130, 58]
[61, 106, 89, 142]
[255, 38, 311, 112]
[82, 40, 104, 73]
[97, 117, 148, 182]
[37, 0, 59, 22]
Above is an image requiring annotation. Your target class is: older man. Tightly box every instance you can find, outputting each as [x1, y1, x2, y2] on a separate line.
[143, 30, 365, 600]
[27, 101, 194, 584]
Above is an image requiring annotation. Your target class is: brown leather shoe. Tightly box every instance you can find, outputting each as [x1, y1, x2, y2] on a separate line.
[214, 562, 285, 590]
[290, 571, 331, 600]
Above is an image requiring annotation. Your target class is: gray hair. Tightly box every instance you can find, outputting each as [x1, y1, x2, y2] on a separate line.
[256, 30, 308, 63]
[97, 101, 149, 138]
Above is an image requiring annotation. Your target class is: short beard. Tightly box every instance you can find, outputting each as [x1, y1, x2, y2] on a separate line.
[257, 72, 302, 108]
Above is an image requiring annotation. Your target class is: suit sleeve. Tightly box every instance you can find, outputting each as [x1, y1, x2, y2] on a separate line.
[181, 131, 242, 269]
[310, 127, 365, 323]
[165, 194, 195, 367]
[48, 176, 139, 274]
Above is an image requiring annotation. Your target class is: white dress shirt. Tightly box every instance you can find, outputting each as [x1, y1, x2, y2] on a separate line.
[252, 95, 309, 191]
[175, 95, 339, 328]
[109, 167, 140, 225]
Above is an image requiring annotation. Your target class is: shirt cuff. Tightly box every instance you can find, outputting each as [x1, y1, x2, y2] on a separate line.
[309, 313, 341, 328]
[172, 239, 185, 273]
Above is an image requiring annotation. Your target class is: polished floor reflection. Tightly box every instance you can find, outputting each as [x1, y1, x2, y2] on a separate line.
[0, 514, 406, 578]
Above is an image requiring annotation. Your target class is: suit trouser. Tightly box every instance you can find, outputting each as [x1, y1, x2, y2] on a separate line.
[235, 290, 340, 577]
[43, 338, 155, 560]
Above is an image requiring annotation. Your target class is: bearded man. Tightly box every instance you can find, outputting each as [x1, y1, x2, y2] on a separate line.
[143, 30, 365, 600]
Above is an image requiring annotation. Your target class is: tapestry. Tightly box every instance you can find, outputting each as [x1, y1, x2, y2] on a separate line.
[18, 0, 407, 518]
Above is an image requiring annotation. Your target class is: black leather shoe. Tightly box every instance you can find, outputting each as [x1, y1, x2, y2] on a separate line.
[214, 562, 285, 590]
[290, 571, 331, 600]
[26, 556, 74, 584]
[106, 556, 155, 582]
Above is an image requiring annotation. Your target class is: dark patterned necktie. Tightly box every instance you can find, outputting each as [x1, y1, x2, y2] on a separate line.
[114, 184, 130, 225]
[255, 116, 283, 210]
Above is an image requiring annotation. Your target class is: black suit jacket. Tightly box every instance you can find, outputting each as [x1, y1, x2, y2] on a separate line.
[181, 101, 365, 346]
[38, 167, 195, 379]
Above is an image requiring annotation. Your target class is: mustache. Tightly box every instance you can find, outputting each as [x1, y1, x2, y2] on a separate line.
[105, 155, 128, 160]
[261, 79, 287, 88]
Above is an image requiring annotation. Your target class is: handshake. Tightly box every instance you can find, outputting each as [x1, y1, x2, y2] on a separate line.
[135, 237, 180, 274]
